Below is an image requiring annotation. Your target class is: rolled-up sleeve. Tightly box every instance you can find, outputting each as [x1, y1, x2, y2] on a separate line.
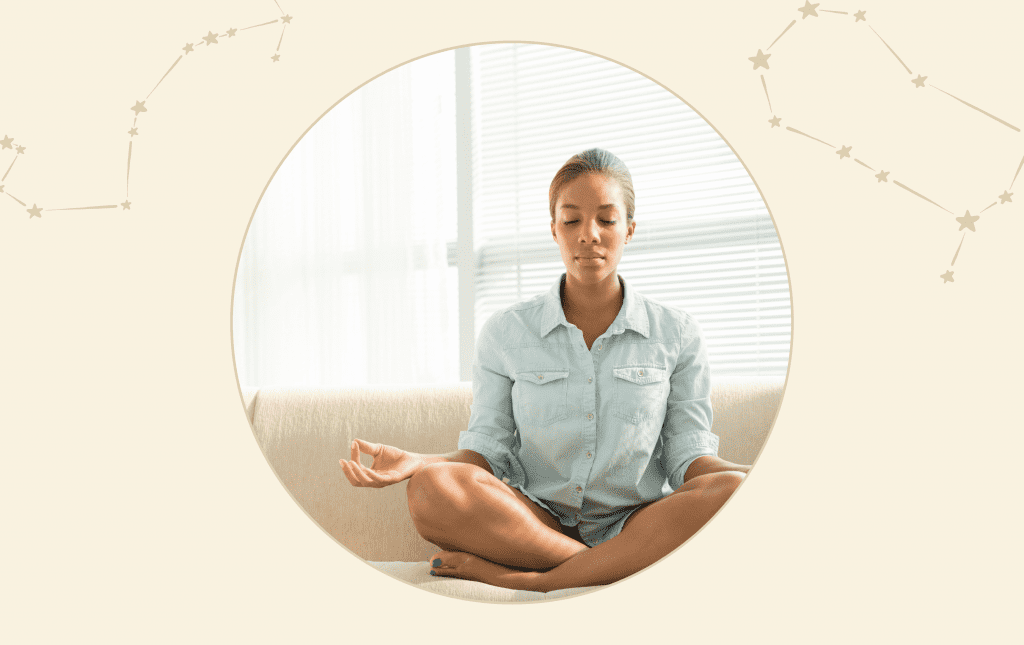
[662, 313, 719, 490]
[457, 313, 526, 485]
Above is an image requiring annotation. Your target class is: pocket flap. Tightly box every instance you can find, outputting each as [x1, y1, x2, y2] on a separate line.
[517, 370, 570, 385]
[612, 366, 667, 385]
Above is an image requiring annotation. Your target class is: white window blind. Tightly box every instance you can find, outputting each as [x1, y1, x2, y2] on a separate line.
[468, 44, 791, 376]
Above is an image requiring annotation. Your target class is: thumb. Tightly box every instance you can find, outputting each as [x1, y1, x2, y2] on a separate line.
[353, 438, 382, 456]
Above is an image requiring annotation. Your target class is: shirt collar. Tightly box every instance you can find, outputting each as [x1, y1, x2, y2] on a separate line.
[540, 272, 650, 339]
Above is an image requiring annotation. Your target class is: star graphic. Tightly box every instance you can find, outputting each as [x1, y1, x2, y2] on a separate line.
[131, 101, 148, 115]
[939, 270, 954, 283]
[227, 28, 237, 37]
[875, 170, 889, 182]
[128, 127, 139, 137]
[16, 145, 25, 154]
[769, 116, 782, 128]
[0, 135, 12, 149]
[202, 31, 219, 45]
[836, 145, 852, 159]
[797, 1, 820, 19]
[183, 43, 194, 54]
[956, 210, 979, 232]
[271, 53, 281, 62]
[121, 200, 131, 210]
[281, 14, 293, 23]
[998, 190, 1013, 204]
[854, 10, 867, 21]
[748, 49, 771, 70]
[911, 74, 927, 88]
[27, 204, 43, 218]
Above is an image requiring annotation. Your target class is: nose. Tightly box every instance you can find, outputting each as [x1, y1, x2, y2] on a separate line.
[579, 218, 601, 243]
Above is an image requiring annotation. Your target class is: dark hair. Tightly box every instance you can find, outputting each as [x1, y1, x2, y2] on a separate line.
[548, 148, 635, 222]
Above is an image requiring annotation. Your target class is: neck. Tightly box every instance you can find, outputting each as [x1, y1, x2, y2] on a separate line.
[561, 273, 623, 319]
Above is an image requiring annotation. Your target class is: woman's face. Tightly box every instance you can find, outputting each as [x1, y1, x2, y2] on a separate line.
[551, 172, 635, 287]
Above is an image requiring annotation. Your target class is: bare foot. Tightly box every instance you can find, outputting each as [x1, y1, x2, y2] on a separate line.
[429, 551, 545, 592]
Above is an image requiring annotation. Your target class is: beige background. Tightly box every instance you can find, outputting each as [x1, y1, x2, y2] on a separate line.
[1, 0, 1020, 641]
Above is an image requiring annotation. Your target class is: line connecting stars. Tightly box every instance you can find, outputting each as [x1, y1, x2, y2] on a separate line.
[750, 7, 1018, 284]
[5, 2, 295, 223]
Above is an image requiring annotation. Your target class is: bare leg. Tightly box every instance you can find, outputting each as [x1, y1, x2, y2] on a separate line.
[406, 462, 588, 570]
[429, 471, 744, 591]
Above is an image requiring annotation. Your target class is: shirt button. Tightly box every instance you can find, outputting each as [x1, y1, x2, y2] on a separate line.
[576, 485, 583, 493]
[586, 413, 593, 420]
[598, 345, 603, 351]
[537, 374, 543, 379]
[588, 377, 593, 383]
[501, 477, 510, 484]
[638, 369, 644, 376]
[586, 451, 592, 459]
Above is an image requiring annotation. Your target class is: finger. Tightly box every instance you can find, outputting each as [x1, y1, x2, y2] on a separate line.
[354, 438, 382, 458]
[346, 460, 377, 487]
[354, 460, 391, 488]
[357, 464, 392, 487]
[350, 440, 360, 465]
[339, 460, 364, 487]
[339, 462, 364, 487]
[351, 461, 390, 488]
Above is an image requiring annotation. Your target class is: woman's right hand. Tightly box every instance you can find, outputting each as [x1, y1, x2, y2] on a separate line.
[339, 438, 426, 488]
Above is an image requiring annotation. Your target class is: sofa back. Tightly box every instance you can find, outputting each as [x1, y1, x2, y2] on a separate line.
[242, 377, 783, 562]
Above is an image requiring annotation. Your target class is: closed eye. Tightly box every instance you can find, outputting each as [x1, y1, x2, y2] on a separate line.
[564, 220, 615, 225]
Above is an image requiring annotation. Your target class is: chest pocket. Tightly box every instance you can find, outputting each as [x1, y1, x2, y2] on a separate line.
[513, 370, 570, 427]
[611, 366, 669, 424]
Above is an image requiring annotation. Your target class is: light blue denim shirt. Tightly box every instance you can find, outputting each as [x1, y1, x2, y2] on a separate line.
[458, 272, 718, 546]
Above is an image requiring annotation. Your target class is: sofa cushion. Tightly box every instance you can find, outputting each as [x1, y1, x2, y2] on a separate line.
[367, 561, 603, 602]
[244, 377, 783, 571]
[250, 385, 474, 562]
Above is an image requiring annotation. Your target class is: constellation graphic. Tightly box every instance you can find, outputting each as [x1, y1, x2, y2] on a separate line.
[751, 5, 1019, 284]
[1, 1, 293, 220]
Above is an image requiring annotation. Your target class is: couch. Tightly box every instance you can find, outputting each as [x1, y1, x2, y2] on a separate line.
[241, 376, 783, 602]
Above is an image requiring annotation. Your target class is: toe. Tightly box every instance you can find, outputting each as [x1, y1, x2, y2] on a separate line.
[429, 551, 471, 578]
[429, 551, 455, 573]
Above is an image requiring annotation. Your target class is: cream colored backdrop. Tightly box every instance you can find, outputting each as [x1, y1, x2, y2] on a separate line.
[1, 0, 1020, 642]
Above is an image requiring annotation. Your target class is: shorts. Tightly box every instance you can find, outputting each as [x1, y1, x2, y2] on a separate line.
[511, 482, 645, 547]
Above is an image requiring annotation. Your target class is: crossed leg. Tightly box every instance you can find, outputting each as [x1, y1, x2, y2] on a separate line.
[405, 462, 588, 570]
[407, 462, 743, 592]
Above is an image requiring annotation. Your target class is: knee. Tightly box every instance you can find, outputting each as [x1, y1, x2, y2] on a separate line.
[406, 463, 487, 531]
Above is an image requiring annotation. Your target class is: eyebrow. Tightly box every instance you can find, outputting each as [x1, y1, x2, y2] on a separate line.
[559, 204, 619, 210]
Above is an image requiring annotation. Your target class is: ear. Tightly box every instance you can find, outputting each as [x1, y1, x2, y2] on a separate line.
[626, 219, 636, 242]
[551, 218, 557, 240]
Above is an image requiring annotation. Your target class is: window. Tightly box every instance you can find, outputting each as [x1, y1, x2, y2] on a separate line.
[234, 52, 458, 387]
[464, 44, 790, 376]
[233, 45, 790, 387]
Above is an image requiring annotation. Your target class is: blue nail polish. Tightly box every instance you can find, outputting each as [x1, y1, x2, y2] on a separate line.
[432, 558, 442, 567]
[429, 570, 436, 576]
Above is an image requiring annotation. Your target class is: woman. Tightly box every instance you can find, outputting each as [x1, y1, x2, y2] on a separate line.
[339, 149, 749, 592]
